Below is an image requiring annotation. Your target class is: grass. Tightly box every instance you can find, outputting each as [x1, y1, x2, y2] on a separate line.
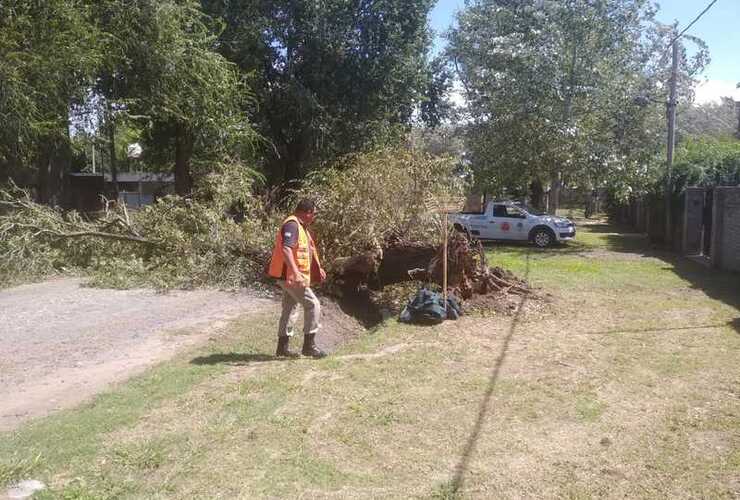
[2, 217, 740, 498]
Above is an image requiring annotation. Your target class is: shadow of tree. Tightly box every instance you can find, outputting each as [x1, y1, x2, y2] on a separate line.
[597, 233, 740, 313]
[583, 324, 730, 335]
[482, 239, 593, 257]
[190, 353, 280, 365]
[729, 318, 740, 334]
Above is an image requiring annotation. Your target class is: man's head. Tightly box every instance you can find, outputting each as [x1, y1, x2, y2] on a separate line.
[294, 198, 317, 225]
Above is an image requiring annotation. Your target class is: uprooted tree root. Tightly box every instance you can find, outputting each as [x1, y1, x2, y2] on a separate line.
[331, 232, 535, 319]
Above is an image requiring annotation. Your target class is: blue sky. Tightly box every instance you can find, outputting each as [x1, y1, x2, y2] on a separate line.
[429, 0, 740, 102]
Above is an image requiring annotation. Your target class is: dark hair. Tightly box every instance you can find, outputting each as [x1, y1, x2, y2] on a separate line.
[295, 198, 316, 213]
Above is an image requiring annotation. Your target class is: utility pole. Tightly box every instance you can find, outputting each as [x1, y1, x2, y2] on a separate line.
[665, 37, 679, 246]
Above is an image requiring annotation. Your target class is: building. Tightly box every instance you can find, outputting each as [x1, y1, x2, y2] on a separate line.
[65, 172, 174, 212]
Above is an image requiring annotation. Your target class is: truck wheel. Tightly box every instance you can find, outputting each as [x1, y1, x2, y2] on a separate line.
[532, 228, 554, 248]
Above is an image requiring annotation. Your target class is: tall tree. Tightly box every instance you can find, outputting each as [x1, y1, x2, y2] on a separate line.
[96, 0, 253, 196]
[678, 98, 738, 140]
[0, 0, 101, 203]
[202, 0, 436, 187]
[448, 0, 707, 211]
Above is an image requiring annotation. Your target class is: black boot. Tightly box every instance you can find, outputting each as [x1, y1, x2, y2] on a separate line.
[302, 334, 327, 358]
[276, 336, 299, 358]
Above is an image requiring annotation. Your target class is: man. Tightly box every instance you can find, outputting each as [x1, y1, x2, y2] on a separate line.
[267, 199, 327, 358]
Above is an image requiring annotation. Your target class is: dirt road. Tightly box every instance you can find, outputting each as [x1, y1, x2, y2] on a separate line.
[0, 278, 275, 431]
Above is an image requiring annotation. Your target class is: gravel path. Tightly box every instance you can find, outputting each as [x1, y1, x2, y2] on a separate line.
[0, 278, 276, 430]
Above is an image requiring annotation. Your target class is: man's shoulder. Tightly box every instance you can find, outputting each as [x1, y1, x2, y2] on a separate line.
[282, 220, 299, 231]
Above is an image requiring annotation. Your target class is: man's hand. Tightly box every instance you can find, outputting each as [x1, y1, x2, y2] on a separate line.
[319, 268, 327, 282]
[287, 273, 306, 288]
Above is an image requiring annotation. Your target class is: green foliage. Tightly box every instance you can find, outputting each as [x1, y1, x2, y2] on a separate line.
[1, 165, 274, 289]
[96, 0, 257, 193]
[294, 147, 459, 269]
[203, 0, 438, 185]
[0, 0, 102, 186]
[448, 0, 708, 201]
[0, 184, 86, 287]
[672, 137, 740, 192]
[678, 98, 738, 140]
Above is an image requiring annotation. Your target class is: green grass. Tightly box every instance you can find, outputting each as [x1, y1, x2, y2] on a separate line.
[2, 218, 739, 498]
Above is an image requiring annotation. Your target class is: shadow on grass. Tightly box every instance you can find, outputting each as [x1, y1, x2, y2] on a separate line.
[583, 323, 730, 335]
[729, 318, 740, 334]
[490, 222, 739, 313]
[579, 222, 641, 234]
[190, 353, 282, 365]
[438, 251, 531, 497]
[442, 223, 740, 495]
[601, 237, 740, 313]
[481, 224, 650, 256]
[482, 239, 593, 258]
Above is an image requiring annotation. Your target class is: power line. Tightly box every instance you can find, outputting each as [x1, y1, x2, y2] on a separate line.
[668, 0, 720, 47]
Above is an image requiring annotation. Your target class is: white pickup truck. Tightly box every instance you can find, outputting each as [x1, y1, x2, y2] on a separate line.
[449, 201, 576, 247]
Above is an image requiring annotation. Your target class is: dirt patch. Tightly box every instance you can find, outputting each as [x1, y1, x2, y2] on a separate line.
[0, 279, 371, 432]
[316, 296, 367, 351]
[0, 278, 275, 431]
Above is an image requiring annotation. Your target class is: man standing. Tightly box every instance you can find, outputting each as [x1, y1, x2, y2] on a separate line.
[268, 199, 327, 358]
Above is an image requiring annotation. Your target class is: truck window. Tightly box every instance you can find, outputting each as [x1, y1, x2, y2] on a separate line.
[493, 205, 526, 218]
[492, 205, 507, 217]
[507, 206, 526, 218]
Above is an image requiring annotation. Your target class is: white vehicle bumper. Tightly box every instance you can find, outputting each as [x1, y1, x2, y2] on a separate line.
[555, 227, 576, 241]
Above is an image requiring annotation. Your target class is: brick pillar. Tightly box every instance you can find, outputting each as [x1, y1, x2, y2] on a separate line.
[682, 187, 705, 255]
[711, 187, 740, 271]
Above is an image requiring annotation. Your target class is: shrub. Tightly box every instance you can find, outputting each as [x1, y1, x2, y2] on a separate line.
[294, 147, 461, 271]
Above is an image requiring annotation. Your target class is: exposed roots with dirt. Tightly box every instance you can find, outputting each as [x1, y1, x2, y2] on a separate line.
[331, 232, 536, 321]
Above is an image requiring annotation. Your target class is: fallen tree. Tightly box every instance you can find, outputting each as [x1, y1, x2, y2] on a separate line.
[0, 174, 273, 289]
[333, 231, 530, 308]
[2, 148, 533, 319]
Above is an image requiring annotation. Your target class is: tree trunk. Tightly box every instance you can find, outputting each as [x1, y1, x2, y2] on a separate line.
[174, 124, 194, 196]
[36, 144, 51, 204]
[529, 179, 545, 212]
[550, 42, 577, 216]
[106, 101, 119, 199]
[34, 139, 69, 206]
[49, 138, 70, 207]
[548, 174, 561, 215]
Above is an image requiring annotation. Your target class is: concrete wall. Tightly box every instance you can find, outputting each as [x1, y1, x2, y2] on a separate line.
[711, 187, 740, 272]
[682, 188, 705, 256]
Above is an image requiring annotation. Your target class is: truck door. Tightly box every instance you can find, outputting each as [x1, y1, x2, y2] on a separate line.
[505, 205, 530, 240]
[491, 204, 528, 240]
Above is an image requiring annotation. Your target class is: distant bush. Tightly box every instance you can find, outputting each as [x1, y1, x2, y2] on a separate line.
[672, 137, 740, 191]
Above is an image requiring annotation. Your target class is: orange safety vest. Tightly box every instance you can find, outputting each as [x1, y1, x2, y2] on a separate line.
[268, 215, 321, 285]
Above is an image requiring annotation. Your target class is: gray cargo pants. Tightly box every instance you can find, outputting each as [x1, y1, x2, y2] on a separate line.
[277, 282, 321, 338]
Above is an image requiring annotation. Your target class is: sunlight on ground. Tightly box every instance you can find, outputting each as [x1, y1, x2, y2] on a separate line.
[2, 219, 739, 499]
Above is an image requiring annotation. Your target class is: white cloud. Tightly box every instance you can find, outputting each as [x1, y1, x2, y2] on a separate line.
[694, 79, 740, 104]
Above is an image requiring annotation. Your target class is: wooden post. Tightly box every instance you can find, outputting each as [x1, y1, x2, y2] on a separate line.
[443, 211, 448, 311]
